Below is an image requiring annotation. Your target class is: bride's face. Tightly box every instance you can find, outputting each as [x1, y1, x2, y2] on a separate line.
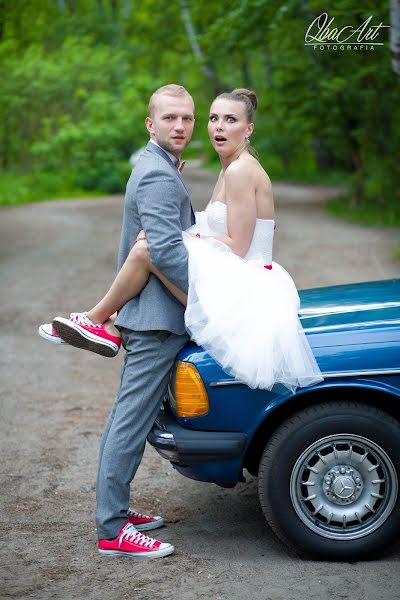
[208, 98, 253, 157]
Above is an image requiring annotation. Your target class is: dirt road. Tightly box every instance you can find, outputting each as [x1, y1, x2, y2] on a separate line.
[1, 166, 399, 600]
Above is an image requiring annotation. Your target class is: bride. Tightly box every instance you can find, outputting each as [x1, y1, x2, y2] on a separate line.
[41, 88, 323, 393]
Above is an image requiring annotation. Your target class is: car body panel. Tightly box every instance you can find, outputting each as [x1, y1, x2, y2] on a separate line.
[148, 280, 400, 485]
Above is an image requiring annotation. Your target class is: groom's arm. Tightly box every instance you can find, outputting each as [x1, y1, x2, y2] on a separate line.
[136, 169, 189, 293]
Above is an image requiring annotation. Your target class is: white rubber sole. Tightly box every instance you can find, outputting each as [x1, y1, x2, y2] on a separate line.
[52, 317, 120, 358]
[134, 517, 165, 532]
[98, 544, 174, 558]
[38, 324, 66, 345]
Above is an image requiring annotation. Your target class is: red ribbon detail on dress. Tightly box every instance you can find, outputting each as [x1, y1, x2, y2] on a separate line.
[264, 265, 272, 270]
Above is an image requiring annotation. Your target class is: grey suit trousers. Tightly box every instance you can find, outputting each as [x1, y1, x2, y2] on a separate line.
[96, 328, 189, 539]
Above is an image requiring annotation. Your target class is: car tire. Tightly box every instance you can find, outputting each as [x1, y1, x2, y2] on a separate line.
[258, 401, 400, 559]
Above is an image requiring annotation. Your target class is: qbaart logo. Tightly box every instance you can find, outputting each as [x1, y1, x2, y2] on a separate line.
[304, 12, 390, 51]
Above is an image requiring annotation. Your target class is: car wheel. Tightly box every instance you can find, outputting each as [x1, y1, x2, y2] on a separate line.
[258, 401, 400, 559]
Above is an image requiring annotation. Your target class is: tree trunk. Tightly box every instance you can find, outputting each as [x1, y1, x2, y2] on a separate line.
[179, 0, 225, 94]
[110, 0, 119, 46]
[66, 0, 77, 13]
[123, 0, 131, 19]
[1, 118, 9, 170]
[96, 0, 106, 20]
[312, 137, 333, 170]
[241, 61, 252, 89]
[336, 95, 365, 207]
[0, 0, 4, 41]
[349, 144, 364, 208]
[390, 0, 400, 78]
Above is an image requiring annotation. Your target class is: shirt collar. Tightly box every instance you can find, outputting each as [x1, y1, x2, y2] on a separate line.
[149, 139, 179, 166]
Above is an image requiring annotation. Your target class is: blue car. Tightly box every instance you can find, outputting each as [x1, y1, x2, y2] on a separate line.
[148, 279, 400, 560]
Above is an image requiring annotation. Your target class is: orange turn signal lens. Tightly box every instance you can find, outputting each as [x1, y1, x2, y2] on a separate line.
[174, 361, 209, 418]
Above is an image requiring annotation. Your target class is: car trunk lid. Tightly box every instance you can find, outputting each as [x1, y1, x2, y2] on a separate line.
[299, 279, 400, 332]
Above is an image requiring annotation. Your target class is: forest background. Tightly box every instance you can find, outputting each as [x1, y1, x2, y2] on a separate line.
[1, 0, 399, 232]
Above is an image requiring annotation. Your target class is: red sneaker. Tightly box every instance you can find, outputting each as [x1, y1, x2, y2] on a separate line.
[98, 522, 174, 558]
[52, 312, 121, 358]
[127, 509, 165, 532]
[38, 323, 67, 345]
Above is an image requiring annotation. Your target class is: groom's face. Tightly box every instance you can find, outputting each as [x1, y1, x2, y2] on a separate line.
[146, 93, 195, 158]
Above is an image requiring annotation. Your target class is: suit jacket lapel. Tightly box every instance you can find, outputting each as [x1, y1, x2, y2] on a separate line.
[145, 141, 192, 199]
[146, 141, 176, 168]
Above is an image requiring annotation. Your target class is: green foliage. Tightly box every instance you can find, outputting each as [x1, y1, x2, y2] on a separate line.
[0, 0, 399, 224]
[327, 196, 400, 227]
[198, 0, 399, 211]
[0, 36, 155, 197]
[31, 82, 148, 192]
[0, 170, 101, 206]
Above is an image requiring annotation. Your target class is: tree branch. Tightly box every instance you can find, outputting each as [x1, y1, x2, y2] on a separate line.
[390, 0, 400, 79]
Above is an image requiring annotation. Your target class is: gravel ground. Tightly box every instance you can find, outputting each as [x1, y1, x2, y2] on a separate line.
[1, 166, 399, 600]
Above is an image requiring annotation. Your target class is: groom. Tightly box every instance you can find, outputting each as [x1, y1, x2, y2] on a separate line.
[96, 85, 195, 557]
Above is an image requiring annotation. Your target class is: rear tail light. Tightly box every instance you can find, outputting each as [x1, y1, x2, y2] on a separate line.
[172, 361, 209, 418]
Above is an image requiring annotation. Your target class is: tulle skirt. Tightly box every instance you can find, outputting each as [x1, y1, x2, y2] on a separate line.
[182, 230, 323, 393]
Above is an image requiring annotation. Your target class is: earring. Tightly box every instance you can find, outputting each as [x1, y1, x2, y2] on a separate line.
[245, 136, 250, 143]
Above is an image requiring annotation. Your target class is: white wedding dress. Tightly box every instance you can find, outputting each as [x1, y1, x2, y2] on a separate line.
[182, 200, 323, 393]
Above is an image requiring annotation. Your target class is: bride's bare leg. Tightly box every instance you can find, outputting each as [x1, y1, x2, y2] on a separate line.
[87, 241, 150, 324]
[151, 265, 187, 307]
[87, 240, 186, 325]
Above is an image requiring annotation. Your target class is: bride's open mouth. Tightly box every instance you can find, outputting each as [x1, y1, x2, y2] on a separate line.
[214, 135, 227, 145]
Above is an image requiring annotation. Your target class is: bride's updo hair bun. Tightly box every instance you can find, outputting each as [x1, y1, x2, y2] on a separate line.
[216, 88, 258, 123]
[232, 88, 258, 113]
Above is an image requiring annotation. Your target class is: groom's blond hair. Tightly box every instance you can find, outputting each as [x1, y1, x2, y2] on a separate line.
[148, 84, 193, 117]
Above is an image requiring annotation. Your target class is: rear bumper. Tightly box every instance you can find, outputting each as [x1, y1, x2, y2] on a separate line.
[147, 409, 246, 464]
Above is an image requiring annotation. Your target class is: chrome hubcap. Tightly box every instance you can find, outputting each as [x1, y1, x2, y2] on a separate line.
[324, 465, 363, 504]
[290, 434, 398, 540]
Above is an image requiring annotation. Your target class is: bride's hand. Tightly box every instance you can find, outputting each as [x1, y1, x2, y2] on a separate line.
[136, 229, 146, 241]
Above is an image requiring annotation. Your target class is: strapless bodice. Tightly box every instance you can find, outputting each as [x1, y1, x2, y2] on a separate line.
[205, 200, 274, 264]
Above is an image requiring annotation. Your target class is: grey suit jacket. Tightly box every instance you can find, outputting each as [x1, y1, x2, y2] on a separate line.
[114, 142, 195, 335]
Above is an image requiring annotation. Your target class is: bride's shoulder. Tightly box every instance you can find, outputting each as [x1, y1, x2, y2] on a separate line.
[225, 156, 257, 181]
